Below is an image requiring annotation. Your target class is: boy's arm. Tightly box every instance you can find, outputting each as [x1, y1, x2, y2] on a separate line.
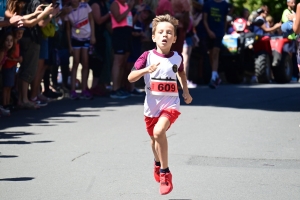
[128, 67, 149, 83]
[177, 70, 192, 104]
[128, 63, 160, 83]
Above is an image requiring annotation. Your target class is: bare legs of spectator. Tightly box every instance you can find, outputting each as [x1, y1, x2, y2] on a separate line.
[18, 79, 39, 109]
[71, 48, 89, 91]
[209, 47, 220, 79]
[30, 59, 47, 101]
[182, 43, 197, 88]
[2, 87, 11, 106]
[111, 53, 129, 91]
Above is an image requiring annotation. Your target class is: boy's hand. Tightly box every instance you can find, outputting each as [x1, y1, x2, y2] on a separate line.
[182, 92, 192, 104]
[147, 62, 160, 73]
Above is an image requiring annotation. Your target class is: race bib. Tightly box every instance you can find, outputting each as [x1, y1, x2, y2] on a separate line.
[127, 15, 133, 26]
[150, 79, 178, 96]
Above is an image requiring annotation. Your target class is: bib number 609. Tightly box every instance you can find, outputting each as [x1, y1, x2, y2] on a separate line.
[158, 83, 176, 92]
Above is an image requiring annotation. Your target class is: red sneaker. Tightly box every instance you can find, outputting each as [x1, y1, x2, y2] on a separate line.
[159, 172, 173, 195]
[154, 164, 160, 183]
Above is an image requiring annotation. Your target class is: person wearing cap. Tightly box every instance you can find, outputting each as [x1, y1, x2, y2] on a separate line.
[252, 6, 281, 36]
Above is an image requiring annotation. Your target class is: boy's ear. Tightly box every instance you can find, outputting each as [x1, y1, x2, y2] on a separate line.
[173, 36, 177, 43]
[152, 35, 155, 42]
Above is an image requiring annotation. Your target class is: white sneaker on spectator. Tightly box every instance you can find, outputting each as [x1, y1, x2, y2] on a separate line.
[187, 80, 197, 88]
[0, 106, 10, 116]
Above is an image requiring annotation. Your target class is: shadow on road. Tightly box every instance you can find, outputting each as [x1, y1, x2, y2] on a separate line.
[0, 177, 34, 181]
[0, 84, 298, 132]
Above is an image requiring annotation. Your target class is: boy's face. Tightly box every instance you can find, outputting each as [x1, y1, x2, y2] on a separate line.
[288, 0, 296, 9]
[152, 22, 176, 50]
[15, 30, 24, 40]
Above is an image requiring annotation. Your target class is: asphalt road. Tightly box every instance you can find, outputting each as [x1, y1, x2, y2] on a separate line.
[0, 83, 300, 200]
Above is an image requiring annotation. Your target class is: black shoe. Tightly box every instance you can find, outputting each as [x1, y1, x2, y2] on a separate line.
[43, 90, 63, 99]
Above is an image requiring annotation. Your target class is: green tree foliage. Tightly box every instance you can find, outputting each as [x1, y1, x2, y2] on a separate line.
[230, 0, 290, 22]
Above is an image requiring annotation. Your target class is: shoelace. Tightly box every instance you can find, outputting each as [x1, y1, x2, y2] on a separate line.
[160, 174, 169, 186]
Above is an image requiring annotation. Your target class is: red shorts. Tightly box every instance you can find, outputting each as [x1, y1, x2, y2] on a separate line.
[144, 108, 181, 136]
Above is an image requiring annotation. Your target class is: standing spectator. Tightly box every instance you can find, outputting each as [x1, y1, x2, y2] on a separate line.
[30, 0, 60, 106]
[142, 0, 158, 12]
[202, 0, 229, 89]
[6, 2, 54, 109]
[2, 28, 24, 111]
[0, 32, 14, 116]
[171, 0, 191, 54]
[156, 0, 173, 16]
[182, 0, 198, 88]
[281, 0, 299, 82]
[109, 0, 134, 99]
[242, 8, 250, 21]
[65, 0, 96, 100]
[89, 0, 111, 96]
[126, 4, 151, 96]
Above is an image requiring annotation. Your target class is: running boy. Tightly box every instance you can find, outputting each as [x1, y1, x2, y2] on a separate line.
[128, 14, 192, 195]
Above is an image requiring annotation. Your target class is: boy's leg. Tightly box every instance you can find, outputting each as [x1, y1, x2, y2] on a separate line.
[150, 136, 160, 162]
[153, 116, 173, 195]
[153, 116, 170, 169]
[150, 136, 161, 183]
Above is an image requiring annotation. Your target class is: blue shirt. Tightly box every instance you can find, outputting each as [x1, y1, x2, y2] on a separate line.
[202, 0, 229, 37]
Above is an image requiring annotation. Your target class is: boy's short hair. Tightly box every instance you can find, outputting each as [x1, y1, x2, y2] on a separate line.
[152, 14, 179, 36]
[266, 15, 273, 23]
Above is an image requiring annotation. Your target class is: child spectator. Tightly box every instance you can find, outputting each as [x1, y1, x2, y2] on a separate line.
[128, 14, 192, 195]
[2, 28, 24, 112]
[65, 0, 96, 99]
[202, 0, 230, 89]
[0, 32, 15, 116]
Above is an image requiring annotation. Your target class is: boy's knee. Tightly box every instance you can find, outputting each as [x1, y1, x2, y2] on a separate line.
[153, 126, 166, 139]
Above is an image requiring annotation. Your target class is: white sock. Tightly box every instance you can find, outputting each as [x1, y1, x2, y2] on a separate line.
[211, 71, 218, 80]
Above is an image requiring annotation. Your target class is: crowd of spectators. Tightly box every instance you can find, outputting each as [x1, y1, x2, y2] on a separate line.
[0, 0, 299, 117]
